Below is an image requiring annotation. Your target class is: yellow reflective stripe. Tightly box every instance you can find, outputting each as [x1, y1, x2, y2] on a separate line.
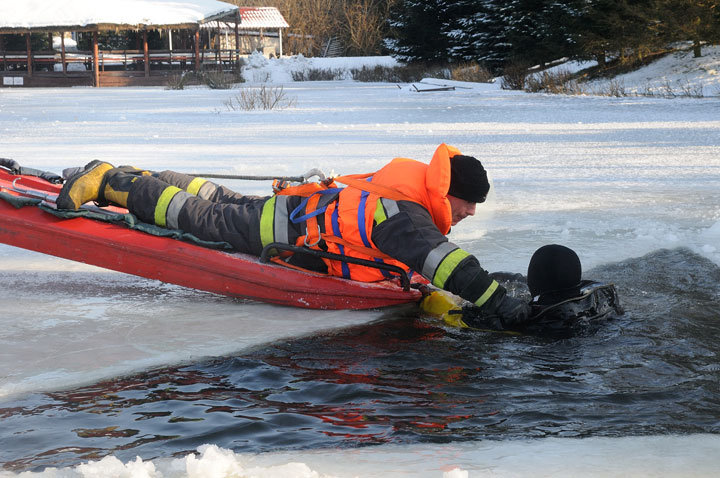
[186, 177, 207, 196]
[260, 196, 277, 247]
[422, 242, 457, 280]
[474, 280, 499, 308]
[373, 198, 387, 225]
[432, 248, 470, 289]
[154, 186, 182, 227]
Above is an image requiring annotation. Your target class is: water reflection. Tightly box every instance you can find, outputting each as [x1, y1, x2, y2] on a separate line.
[1, 247, 718, 472]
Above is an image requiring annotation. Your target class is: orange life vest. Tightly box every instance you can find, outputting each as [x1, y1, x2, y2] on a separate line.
[281, 143, 460, 282]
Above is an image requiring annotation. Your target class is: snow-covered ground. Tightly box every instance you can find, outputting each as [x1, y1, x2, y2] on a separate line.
[1, 52, 719, 476]
[586, 45, 720, 96]
[8, 435, 718, 478]
[239, 45, 720, 96]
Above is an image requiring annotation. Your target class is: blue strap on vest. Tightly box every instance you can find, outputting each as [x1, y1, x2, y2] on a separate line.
[331, 198, 351, 279]
[288, 188, 343, 224]
[285, 183, 412, 282]
[358, 178, 394, 279]
[286, 187, 350, 279]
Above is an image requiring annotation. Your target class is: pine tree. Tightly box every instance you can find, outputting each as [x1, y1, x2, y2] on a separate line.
[386, 0, 451, 62]
[444, 1, 582, 72]
[444, 0, 512, 71]
[574, 0, 664, 65]
[657, 0, 720, 57]
[502, 0, 583, 66]
[386, 0, 717, 72]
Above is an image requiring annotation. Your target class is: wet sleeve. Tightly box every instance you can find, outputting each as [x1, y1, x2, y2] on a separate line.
[370, 199, 501, 307]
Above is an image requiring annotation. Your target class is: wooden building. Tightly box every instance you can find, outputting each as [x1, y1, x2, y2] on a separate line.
[204, 7, 289, 58]
[0, 0, 287, 87]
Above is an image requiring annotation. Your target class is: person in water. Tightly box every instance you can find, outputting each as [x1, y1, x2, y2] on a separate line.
[455, 244, 622, 334]
[56, 144, 532, 327]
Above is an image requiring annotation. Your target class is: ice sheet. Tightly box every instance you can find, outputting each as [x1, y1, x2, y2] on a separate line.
[1, 52, 719, 476]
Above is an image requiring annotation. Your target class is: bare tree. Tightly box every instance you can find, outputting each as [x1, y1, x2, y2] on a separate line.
[341, 0, 397, 55]
[228, 0, 396, 57]
[230, 0, 341, 56]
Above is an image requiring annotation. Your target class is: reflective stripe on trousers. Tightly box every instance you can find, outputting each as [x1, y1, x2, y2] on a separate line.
[154, 186, 194, 229]
[260, 195, 290, 247]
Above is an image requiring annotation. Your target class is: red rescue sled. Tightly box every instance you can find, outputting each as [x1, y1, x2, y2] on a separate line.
[0, 167, 423, 309]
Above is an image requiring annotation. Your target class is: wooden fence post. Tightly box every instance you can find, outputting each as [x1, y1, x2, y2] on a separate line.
[60, 32, 67, 75]
[26, 33, 33, 77]
[215, 23, 220, 68]
[194, 29, 200, 71]
[143, 30, 149, 78]
[235, 10, 241, 71]
[92, 31, 99, 86]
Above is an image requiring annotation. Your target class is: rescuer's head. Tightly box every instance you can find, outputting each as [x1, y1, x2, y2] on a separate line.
[527, 244, 583, 300]
[448, 155, 490, 204]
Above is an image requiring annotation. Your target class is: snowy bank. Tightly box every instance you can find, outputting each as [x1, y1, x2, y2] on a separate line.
[578, 46, 720, 97]
[4, 436, 720, 478]
[241, 52, 400, 83]
[237, 46, 720, 98]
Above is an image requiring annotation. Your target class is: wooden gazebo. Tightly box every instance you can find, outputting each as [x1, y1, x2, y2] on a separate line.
[0, 0, 243, 87]
[204, 7, 290, 58]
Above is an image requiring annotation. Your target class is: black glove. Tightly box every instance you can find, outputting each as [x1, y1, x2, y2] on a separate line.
[0, 158, 21, 174]
[494, 292, 532, 328]
[461, 288, 532, 331]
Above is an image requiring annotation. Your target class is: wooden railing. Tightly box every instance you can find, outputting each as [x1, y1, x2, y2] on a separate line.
[1, 50, 89, 72]
[1, 48, 244, 73]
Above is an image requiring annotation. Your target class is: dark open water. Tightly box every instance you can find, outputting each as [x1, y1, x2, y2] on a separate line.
[2, 247, 719, 472]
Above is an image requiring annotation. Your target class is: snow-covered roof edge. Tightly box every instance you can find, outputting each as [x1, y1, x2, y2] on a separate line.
[237, 7, 289, 29]
[202, 7, 289, 31]
[0, 0, 238, 33]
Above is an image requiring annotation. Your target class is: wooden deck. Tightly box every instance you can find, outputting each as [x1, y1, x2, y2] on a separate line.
[2, 71, 193, 88]
[2, 72, 91, 87]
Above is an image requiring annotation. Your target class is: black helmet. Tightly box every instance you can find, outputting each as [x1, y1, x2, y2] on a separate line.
[527, 244, 582, 303]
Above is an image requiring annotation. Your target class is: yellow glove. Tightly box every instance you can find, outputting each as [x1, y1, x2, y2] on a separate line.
[420, 290, 468, 328]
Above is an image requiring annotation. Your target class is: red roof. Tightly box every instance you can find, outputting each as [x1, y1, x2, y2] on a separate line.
[238, 7, 288, 29]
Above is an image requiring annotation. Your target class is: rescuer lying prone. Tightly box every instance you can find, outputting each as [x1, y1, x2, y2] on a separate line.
[55, 145, 621, 333]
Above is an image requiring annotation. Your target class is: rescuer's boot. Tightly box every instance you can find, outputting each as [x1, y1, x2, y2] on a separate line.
[56, 160, 115, 210]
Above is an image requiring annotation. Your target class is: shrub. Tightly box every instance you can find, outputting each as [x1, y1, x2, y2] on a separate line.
[202, 70, 236, 90]
[500, 63, 530, 90]
[679, 82, 703, 98]
[524, 69, 578, 94]
[165, 72, 189, 90]
[291, 68, 347, 81]
[351, 64, 449, 83]
[350, 65, 397, 82]
[224, 85, 296, 111]
[450, 62, 494, 83]
[606, 79, 626, 97]
[638, 80, 703, 98]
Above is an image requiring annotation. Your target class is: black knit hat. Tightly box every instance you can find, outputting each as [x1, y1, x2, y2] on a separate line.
[527, 244, 582, 298]
[448, 155, 490, 203]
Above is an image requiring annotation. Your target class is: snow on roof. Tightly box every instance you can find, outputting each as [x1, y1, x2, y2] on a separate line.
[202, 7, 288, 31]
[0, 0, 238, 31]
[237, 7, 288, 29]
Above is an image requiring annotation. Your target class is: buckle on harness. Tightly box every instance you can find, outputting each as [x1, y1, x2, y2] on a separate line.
[304, 224, 322, 247]
[272, 179, 290, 194]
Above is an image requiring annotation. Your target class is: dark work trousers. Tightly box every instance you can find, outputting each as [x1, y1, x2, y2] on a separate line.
[125, 170, 269, 255]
